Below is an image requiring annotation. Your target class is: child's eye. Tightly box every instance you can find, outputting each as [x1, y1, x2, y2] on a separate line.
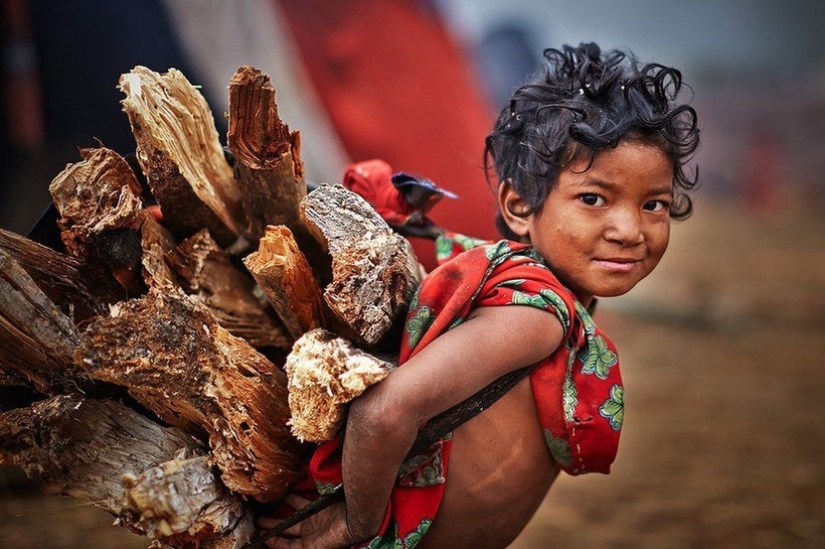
[643, 200, 669, 212]
[579, 194, 606, 206]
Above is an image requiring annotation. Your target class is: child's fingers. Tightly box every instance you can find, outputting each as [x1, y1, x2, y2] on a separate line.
[255, 516, 280, 529]
[255, 515, 302, 539]
[282, 493, 312, 509]
[263, 536, 297, 549]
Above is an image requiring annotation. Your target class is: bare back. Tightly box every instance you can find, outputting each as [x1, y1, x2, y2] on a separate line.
[418, 377, 560, 549]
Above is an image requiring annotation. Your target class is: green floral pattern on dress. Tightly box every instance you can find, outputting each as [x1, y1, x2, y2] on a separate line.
[574, 302, 596, 335]
[544, 428, 573, 467]
[405, 306, 434, 350]
[435, 233, 490, 263]
[579, 334, 618, 380]
[403, 519, 432, 548]
[365, 518, 433, 549]
[315, 481, 340, 495]
[366, 522, 402, 549]
[485, 240, 513, 261]
[512, 290, 551, 308]
[398, 446, 446, 487]
[539, 289, 571, 331]
[599, 384, 624, 431]
[562, 345, 579, 422]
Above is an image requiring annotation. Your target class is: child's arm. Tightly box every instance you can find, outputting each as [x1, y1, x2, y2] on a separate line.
[342, 303, 565, 542]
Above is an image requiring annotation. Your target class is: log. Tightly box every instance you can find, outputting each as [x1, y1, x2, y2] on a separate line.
[243, 225, 326, 341]
[48, 146, 147, 295]
[0, 62, 433, 546]
[76, 287, 305, 502]
[0, 394, 252, 547]
[121, 455, 253, 548]
[119, 66, 247, 248]
[300, 184, 422, 346]
[227, 66, 306, 242]
[0, 228, 124, 322]
[0, 250, 84, 393]
[0, 395, 202, 529]
[169, 228, 291, 349]
[285, 328, 394, 442]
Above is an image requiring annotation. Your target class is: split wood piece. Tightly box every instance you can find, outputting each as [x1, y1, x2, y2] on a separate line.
[285, 328, 394, 442]
[0, 228, 125, 322]
[121, 455, 253, 549]
[139, 210, 182, 291]
[119, 66, 247, 248]
[300, 184, 422, 346]
[76, 288, 305, 502]
[243, 225, 326, 341]
[0, 395, 205, 538]
[227, 66, 306, 243]
[169, 228, 290, 349]
[49, 146, 146, 294]
[0, 250, 83, 393]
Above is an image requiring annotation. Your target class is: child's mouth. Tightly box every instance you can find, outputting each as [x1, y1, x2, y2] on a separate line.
[594, 258, 641, 273]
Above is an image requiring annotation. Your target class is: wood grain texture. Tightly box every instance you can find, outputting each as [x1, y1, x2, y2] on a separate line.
[119, 66, 246, 247]
[76, 288, 305, 502]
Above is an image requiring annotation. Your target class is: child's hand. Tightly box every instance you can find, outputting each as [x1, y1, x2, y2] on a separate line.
[257, 494, 362, 549]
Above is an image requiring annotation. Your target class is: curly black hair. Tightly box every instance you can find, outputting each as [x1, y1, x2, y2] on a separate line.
[484, 42, 700, 239]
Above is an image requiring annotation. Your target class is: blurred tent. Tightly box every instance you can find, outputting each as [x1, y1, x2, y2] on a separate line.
[273, 0, 501, 269]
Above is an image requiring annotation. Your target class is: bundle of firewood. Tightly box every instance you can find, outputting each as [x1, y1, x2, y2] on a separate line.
[0, 65, 422, 548]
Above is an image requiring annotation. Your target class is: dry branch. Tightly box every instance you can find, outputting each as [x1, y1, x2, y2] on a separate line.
[0, 394, 254, 547]
[76, 288, 305, 502]
[48, 146, 144, 245]
[119, 66, 247, 248]
[138, 210, 181, 290]
[300, 184, 422, 346]
[0, 395, 201, 527]
[285, 328, 395, 442]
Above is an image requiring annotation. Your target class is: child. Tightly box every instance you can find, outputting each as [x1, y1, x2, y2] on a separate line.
[261, 42, 700, 549]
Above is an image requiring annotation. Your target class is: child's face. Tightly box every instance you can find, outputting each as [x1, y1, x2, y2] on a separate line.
[502, 141, 673, 306]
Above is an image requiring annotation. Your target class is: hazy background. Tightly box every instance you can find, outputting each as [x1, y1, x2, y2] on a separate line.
[3, 0, 825, 232]
[1, 1, 824, 548]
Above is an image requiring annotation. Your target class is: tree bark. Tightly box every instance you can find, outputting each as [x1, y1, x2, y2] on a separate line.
[121, 455, 254, 548]
[300, 183, 422, 346]
[0, 227, 124, 322]
[0, 394, 253, 547]
[49, 146, 147, 295]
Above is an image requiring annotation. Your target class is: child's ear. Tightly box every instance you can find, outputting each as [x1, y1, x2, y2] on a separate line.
[497, 180, 532, 239]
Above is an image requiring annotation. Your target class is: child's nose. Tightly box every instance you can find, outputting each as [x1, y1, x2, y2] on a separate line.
[604, 208, 644, 245]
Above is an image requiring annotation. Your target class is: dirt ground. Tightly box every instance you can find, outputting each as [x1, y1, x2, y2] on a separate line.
[1, 195, 823, 549]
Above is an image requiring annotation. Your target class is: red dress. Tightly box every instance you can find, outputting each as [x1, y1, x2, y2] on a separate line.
[310, 240, 624, 548]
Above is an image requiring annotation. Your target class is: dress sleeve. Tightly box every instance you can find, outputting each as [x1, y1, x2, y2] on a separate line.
[475, 255, 575, 339]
